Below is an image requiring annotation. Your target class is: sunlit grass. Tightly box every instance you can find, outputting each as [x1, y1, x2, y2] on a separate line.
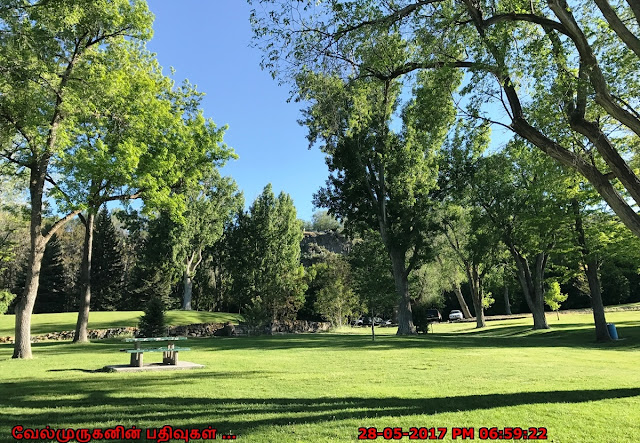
[0, 310, 639, 442]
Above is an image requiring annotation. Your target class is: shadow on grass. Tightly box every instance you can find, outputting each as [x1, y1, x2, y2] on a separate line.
[182, 324, 640, 352]
[2, 372, 639, 438]
[1, 320, 638, 361]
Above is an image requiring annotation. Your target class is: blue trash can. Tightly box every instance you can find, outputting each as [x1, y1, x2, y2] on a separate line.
[607, 323, 618, 340]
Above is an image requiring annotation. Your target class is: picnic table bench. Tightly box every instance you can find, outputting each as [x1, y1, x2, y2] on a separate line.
[120, 336, 189, 367]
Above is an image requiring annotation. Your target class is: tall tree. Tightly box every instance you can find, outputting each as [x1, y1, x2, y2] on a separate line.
[439, 205, 502, 328]
[29, 234, 67, 314]
[227, 184, 307, 328]
[348, 230, 397, 340]
[90, 207, 125, 312]
[302, 58, 458, 334]
[48, 38, 235, 342]
[434, 254, 472, 319]
[567, 192, 640, 340]
[123, 210, 182, 310]
[310, 254, 359, 327]
[176, 170, 242, 310]
[0, 0, 154, 358]
[471, 144, 573, 329]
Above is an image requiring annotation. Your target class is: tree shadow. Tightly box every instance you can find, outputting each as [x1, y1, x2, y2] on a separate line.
[2, 372, 639, 441]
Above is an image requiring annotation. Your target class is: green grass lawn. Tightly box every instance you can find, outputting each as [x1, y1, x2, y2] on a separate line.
[0, 310, 243, 337]
[0, 311, 639, 442]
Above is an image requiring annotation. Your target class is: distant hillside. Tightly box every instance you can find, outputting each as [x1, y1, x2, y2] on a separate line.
[301, 230, 351, 266]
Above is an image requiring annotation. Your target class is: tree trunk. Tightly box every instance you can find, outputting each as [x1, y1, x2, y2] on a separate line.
[12, 237, 46, 359]
[531, 265, 549, 329]
[512, 251, 549, 330]
[471, 289, 485, 328]
[453, 283, 472, 318]
[370, 302, 376, 342]
[13, 167, 48, 359]
[388, 248, 416, 335]
[572, 198, 611, 341]
[74, 212, 95, 343]
[182, 249, 202, 311]
[466, 266, 485, 328]
[183, 269, 193, 310]
[585, 260, 611, 341]
[504, 285, 512, 315]
[464, 263, 485, 328]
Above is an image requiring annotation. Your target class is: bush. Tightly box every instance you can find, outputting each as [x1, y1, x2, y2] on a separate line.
[241, 297, 271, 335]
[138, 297, 167, 337]
[0, 290, 16, 315]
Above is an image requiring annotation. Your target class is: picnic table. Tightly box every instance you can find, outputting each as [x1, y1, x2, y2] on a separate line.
[120, 336, 189, 367]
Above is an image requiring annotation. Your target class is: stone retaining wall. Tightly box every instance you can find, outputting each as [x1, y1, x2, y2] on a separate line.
[268, 320, 331, 334]
[0, 326, 137, 344]
[0, 319, 331, 344]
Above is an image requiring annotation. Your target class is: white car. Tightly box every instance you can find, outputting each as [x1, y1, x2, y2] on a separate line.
[449, 310, 464, 321]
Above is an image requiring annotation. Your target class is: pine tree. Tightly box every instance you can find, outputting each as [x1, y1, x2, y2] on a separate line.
[125, 211, 181, 310]
[90, 207, 125, 311]
[33, 234, 68, 313]
[138, 296, 167, 338]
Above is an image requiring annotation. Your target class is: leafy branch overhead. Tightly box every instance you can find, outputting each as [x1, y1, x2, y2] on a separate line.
[251, 0, 640, 238]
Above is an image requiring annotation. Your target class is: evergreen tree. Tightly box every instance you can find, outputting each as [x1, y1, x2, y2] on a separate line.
[138, 297, 167, 338]
[90, 207, 125, 311]
[33, 234, 68, 313]
[227, 184, 307, 328]
[125, 210, 181, 310]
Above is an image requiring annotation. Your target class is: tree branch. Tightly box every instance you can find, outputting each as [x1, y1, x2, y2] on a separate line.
[593, 0, 640, 58]
[484, 13, 569, 36]
[333, 0, 443, 40]
[43, 209, 82, 243]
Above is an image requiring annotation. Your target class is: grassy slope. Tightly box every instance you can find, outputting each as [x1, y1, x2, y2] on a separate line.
[0, 311, 243, 337]
[1, 311, 639, 442]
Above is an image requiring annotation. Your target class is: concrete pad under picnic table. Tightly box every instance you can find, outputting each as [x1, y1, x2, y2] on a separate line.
[103, 361, 205, 373]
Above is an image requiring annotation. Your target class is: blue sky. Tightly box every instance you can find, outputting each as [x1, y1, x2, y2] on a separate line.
[145, 1, 328, 222]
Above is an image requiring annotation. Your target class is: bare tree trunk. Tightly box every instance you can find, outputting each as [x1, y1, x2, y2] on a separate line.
[389, 248, 416, 335]
[453, 283, 472, 318]
[74, 212, 95, 343]
[182, 269, 193, 311]
[182, 249, 202, 310]
[504, 285, 512, 315]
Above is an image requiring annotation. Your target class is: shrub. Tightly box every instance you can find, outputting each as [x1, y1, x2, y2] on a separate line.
[138, 297, 167, 337]
[241, 296, 271, 335]
[0, 290, 16, 315]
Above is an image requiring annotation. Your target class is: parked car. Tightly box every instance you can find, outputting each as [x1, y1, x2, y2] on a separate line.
[449, 310, 464, 321]
[425, 309, 442, 322]
[352, 316, 389, 326]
